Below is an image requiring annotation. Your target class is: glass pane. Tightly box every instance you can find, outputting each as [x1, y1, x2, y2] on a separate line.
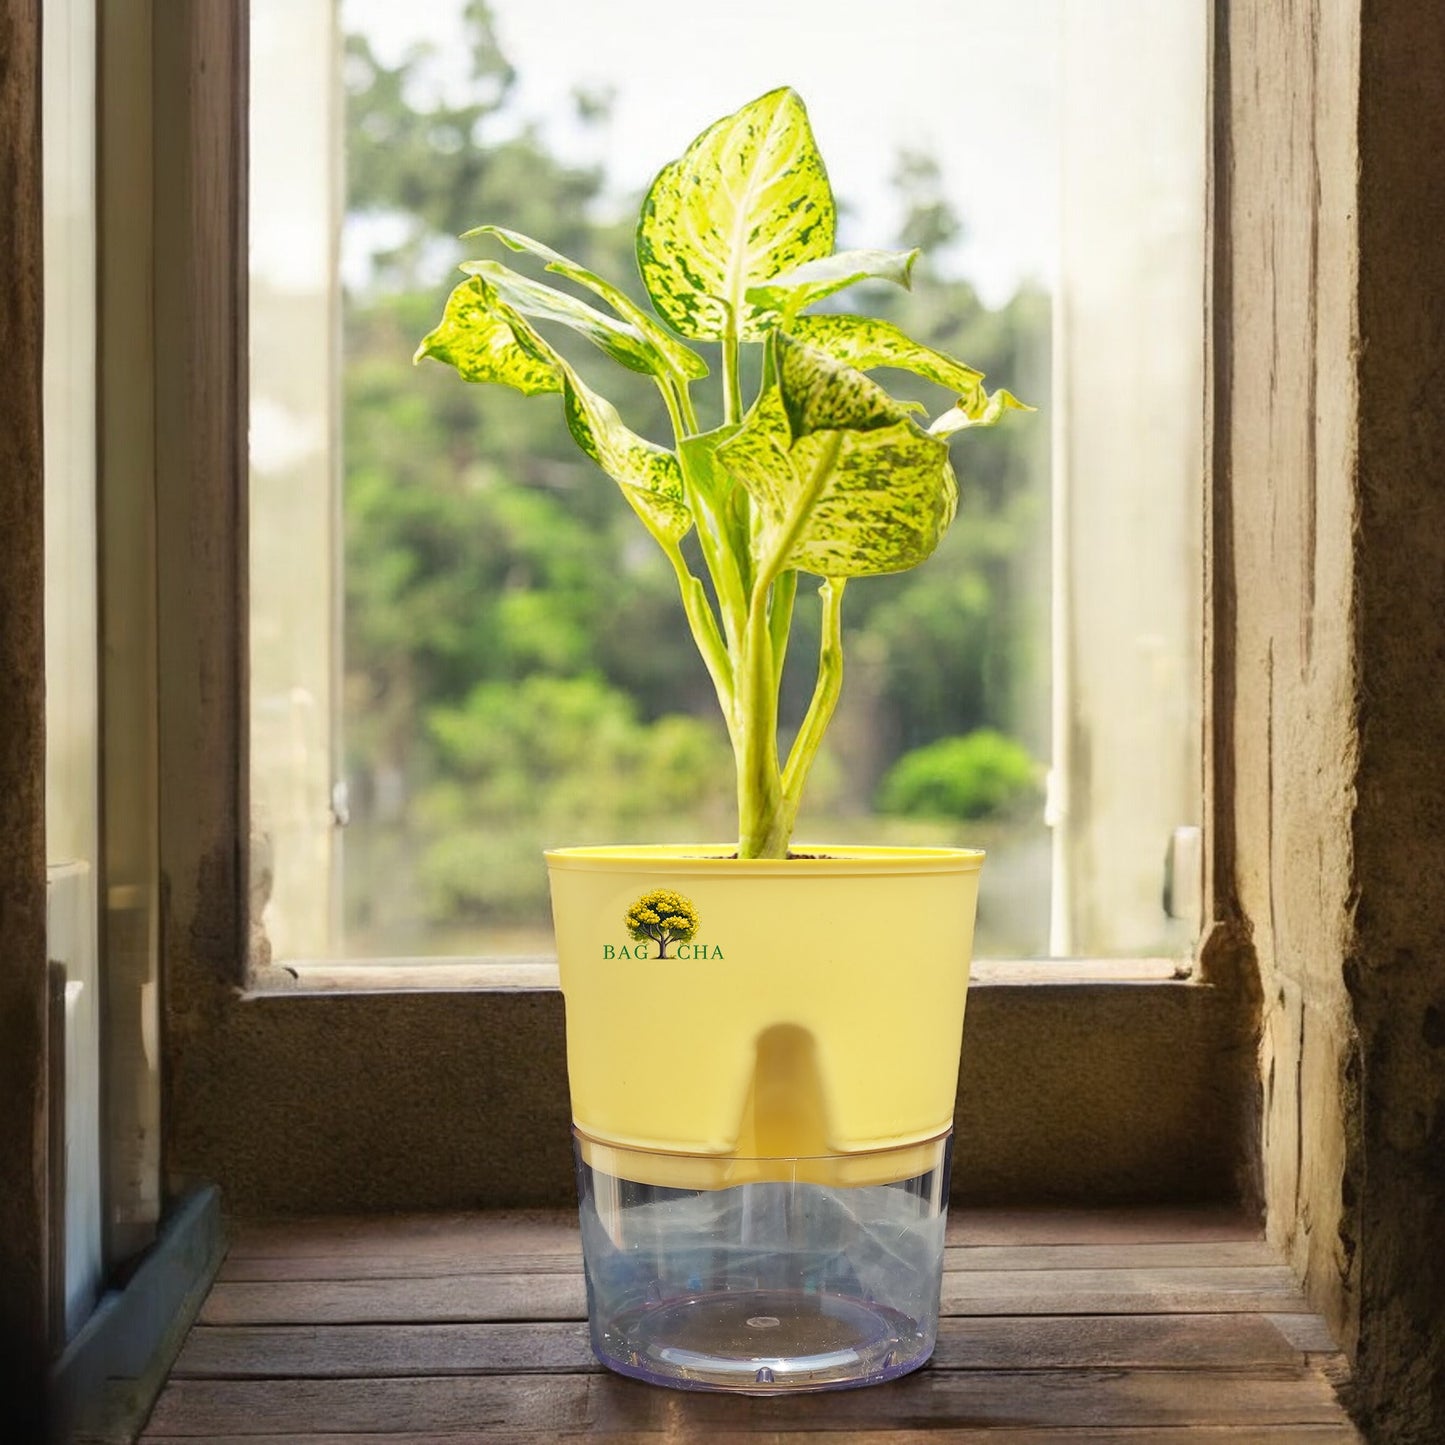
[249, 0, 1204, 963]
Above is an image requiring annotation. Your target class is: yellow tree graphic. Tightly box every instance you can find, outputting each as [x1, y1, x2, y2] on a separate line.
[624, 890, 700, 959]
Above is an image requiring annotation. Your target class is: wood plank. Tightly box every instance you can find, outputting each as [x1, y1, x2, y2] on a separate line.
[199, 1264, 1306, 1327]
[1265, 1312, 1342, 1354]
[225, 1205, 1260, 1259]
[198, 1275, 589, 1326]
[945, 1207, 1260, 1246]
[172, 1311, 1311, 1380]
[173, 1320, 599, 1379]
[143, 1432, 1363, 1445]
[216, 1238, 1277, 1283]
[941, 1265, 1307, 1315]
[226, 1211, 580, 1259]
[217, 1249, 583, 1282]
[138, 1367, 1355, 1436]
[951, 1241, 1276, 1271]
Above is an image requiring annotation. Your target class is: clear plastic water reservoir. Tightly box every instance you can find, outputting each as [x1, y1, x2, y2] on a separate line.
[573, 1130, 953, 1393]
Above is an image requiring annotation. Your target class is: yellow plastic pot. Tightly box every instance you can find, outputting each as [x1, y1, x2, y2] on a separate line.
[546, 843, 982, 1187]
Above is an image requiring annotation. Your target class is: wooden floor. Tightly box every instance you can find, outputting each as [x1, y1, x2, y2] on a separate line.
[142, 1207, 1362, 1442]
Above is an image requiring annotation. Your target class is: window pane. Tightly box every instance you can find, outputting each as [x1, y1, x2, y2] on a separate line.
[249, 0, 1203, 963]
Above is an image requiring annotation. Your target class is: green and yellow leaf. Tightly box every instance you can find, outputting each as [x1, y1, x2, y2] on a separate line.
[788, 313, 986, 395]
[788, 312, 1031, 434]
[417, 275, 689, 545]
[414, 276, 561, 396]
[561, 375, 692, 545]
[712, 336, 956, 579]
[786, 425, 957, 578]
[637, 88, 835, 341]
[459, 260, 666, 377]
[465, 225, 709, 381]
[745, 248, 919, 323]
[928, 386, 1034, 434]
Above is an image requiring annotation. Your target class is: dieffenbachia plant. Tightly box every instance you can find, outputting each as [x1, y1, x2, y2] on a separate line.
[417, 88, 1028, 859]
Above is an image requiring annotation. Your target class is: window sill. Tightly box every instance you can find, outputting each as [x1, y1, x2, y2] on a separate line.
[250, 955, 1192, 996]
[178, 954, 1241, 1216]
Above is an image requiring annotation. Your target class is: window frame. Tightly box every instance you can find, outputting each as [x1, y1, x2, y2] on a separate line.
[141, 0, 1258, 1215]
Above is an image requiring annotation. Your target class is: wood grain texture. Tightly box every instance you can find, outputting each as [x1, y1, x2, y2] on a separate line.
[141, 1431, 1364, 1445]
[141, 1368, 1355, 1436]
[224, 1206, 1260, 1259]
[152, 0, 250, 1022]
[173, 1312, 1309, 1380]
[218, 1240, 1276, 1284]
[145, 1208, 1359, 1439]
[197, 1264, 1308, 1328]
[0, 0, 51, 1433]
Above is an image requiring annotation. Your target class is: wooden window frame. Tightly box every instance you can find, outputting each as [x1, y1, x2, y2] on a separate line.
[140, 0, 1257, 1216]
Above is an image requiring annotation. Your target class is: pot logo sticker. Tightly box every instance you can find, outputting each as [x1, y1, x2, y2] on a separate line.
[608, 889, 722, 960]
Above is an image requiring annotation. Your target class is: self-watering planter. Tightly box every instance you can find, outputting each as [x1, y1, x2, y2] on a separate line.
[548, 844, 982, 1392]
[420, 81, 1024, 1394]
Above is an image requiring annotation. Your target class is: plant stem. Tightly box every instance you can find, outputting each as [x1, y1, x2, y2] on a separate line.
[781, 577, 847, 817]
[736, 575, 785, 858]
[768, 569, 797, 693]
[655, 374, 688, 445]
[660, 366, 751, 666]
[733, 434, 844, 857]
[662, 540, 734, 734]
[722, 311, 743, 425]
[677, 383, 700, 436]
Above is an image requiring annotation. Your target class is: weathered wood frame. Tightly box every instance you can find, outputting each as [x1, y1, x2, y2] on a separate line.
[0, 0, 51, 1434]
[140, 0, 1259, 1222]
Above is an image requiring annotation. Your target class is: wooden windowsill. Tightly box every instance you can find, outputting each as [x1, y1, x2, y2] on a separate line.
[252, 955, 1192, 996]
[141, 1205, 1359, 1440]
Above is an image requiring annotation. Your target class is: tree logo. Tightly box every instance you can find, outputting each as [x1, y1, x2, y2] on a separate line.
[621, 889, 701, 960]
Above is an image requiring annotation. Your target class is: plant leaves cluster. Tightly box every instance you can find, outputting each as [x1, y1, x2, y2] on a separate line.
[417, 87, 1029, 858]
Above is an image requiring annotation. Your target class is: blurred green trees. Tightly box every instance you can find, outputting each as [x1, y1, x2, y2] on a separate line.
[877, 729, 1040, 822]
[338, 2, 1051, 951]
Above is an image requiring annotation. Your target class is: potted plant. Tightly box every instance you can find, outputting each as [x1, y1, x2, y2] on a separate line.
[418, 87, 1027, 1394]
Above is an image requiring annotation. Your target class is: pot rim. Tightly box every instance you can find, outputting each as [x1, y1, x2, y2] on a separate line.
[544, 842, 984, 875]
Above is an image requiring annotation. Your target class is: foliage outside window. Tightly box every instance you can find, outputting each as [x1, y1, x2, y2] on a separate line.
[330, 3, 1052, 953]
[251, 0, 1205, 965]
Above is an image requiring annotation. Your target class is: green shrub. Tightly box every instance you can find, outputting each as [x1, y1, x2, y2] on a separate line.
[876, 729, 1038, 821]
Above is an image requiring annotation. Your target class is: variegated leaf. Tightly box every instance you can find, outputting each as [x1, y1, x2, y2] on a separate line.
[460, 259, 661, 376]
[776, 332, 916, 436]
[711, 386, 800, 540]
[637, 88, 835, 341]
[788, 313, 986, 397]
[712, 337, 956, 579]
[929, 386, 1034, 435]
[787, 423, 957, 578]
[414, 276, 561, 396]
[676, 423, 754, 584]
[422, 276, 689, 545]
[465, 225, 709, 381]
[790, 314, 1032, 435]
[561, 375, 692, 545]
[745, 248, 919, 322]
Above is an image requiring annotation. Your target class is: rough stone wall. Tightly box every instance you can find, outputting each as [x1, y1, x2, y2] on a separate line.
[1346, 0, 1445, 1436]
[1222, 0, 1445, 1437]
[0, 0, 50, 1431]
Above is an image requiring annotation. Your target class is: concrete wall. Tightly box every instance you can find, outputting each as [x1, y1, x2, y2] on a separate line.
[1347, 1, 1445, 1435]
[1219, 0, 1445, 1436]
